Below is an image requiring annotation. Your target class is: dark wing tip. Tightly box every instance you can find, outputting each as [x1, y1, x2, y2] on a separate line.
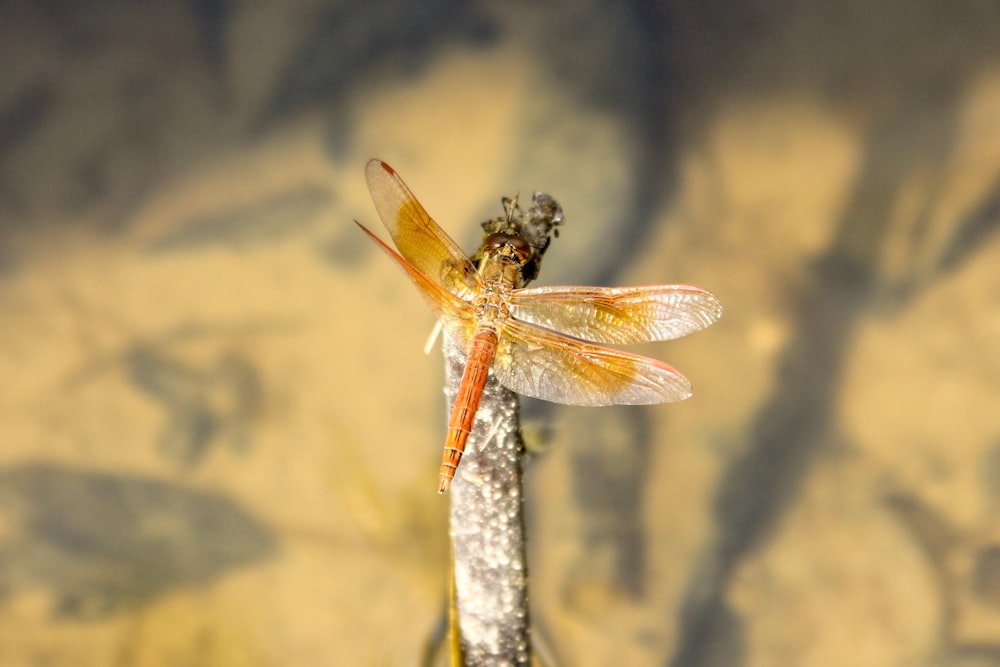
[367, 158, 394, 176]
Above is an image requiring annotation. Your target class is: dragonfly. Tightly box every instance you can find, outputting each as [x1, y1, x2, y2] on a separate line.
[357, 159, 722, 493]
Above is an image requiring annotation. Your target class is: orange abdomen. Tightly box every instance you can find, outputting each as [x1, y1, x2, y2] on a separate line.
[439, 329, 498, 493]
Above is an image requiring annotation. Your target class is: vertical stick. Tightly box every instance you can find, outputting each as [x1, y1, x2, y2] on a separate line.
[443, 333, 531, 666]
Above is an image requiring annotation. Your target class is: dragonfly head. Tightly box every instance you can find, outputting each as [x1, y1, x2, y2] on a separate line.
[478, 233, 535, 287]
[481, 233, 533, 267]
[475, 192, 563, 286]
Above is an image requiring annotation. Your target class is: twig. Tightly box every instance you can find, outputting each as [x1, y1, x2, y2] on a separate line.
[443, 333, 531, 666]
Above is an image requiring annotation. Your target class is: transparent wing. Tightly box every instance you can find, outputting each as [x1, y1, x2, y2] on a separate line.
[356, 221, 474, 350]
[493, 318, 693, 406]
[364, 159, 480, 299]
[507, 284, 722, 345]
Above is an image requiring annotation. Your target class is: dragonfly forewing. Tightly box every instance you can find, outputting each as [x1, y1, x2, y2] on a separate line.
[507, 284, 722, 345]
[365, 159, 481, 301]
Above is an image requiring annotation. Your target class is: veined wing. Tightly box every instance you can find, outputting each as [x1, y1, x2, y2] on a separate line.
[356, 221, 475, 350]
[507, 284, 722, 345]
[365, 159, 480, 299]
[493, 318, 692, 406]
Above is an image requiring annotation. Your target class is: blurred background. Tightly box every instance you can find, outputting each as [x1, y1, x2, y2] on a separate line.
[1, 1, 999, 665]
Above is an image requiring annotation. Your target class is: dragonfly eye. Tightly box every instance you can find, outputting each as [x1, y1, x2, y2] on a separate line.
[483, 233, 532, 264]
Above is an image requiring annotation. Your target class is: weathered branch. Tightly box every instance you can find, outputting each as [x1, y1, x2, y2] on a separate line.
[443, 333, 531, 667]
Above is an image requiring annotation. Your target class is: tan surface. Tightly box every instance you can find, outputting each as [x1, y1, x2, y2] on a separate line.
[1, 1, 999, 665]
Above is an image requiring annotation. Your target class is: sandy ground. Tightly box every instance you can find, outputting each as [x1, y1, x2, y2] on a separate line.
[1, 1, 999, 665]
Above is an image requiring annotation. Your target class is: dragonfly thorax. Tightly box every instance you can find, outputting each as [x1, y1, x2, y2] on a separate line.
[472, 284, 512, 327]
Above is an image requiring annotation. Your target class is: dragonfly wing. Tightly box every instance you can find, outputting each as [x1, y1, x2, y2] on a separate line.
[493, 318, 692, 406]
[356, 221, 474, 350]
[507, 284, 722, 345]
[365, 159, 480, 300]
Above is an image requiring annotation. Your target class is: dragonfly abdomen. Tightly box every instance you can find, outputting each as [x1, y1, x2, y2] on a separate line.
[439, 328, 498, 493]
